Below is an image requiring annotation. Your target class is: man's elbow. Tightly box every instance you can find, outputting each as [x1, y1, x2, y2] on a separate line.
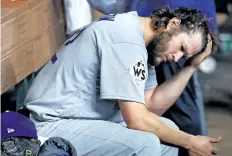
[126, 116, 143, 130]
[146, 97, 167, 116]
[126, 111, 159, 134]
[127, 122, 139, 130]
[147, 105, 164, 116]
[125, 114, 148, 131]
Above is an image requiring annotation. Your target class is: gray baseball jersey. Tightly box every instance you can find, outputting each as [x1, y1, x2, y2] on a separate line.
[24, 12, 158, 122]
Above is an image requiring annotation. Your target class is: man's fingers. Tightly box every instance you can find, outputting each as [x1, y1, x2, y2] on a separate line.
[211, 146, 221, 156]
[203, 34, 213, 55]
[205, 42, 212, 55]
[209, 136, 222, 143]
[211, 146, 218, 155]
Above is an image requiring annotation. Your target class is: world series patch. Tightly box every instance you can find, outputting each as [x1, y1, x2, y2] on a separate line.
[128, 61, 147, 85]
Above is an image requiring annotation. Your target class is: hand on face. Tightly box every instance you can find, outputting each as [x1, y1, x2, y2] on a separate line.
[153, 31, 203, 66]
[186, 34, 213, 68]
[153, 30, 213, 67]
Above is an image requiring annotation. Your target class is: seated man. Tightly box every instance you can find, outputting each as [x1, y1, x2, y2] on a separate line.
[88, 0, 218, 137]
[24, 7, 221, 156]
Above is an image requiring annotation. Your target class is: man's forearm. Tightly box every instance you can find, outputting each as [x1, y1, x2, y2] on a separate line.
[120, 100, 194, 149]
[128, 108, 194, 149]
[147, 66, 196, 115]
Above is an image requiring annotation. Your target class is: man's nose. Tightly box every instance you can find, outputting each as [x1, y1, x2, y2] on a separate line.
[173, 52, 184, 62]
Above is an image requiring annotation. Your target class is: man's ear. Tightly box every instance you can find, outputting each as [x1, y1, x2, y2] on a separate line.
[167, 17, 181, 30]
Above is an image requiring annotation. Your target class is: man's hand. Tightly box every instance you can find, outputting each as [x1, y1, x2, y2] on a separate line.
[187, 34, 213, 68]
[188, 135, 222, 156]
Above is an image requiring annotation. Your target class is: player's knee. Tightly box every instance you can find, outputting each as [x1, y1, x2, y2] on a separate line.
[136, 131, 161, 155]
[145, 132, 161, 148]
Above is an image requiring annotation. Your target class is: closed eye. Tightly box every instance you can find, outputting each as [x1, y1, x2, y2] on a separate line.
[180, 43, 185, 52]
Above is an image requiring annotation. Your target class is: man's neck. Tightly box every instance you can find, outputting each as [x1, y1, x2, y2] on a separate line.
[139, 17, 156, 46]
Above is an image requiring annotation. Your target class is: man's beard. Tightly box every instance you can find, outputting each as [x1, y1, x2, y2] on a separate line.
[147, 30, 178, 66]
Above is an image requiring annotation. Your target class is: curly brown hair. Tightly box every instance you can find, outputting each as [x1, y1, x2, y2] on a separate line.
[147, 7, 219, 65]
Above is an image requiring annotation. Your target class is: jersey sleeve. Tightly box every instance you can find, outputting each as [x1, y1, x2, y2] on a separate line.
[99, 42, 148, 104]
[145, 65, 158, 91]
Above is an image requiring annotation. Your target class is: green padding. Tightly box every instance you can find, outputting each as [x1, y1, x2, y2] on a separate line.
[15, 73, 36, 109]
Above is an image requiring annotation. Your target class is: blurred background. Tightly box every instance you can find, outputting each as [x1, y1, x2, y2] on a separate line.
[1, 0, 232, 155]
[199, 1, 232, 154]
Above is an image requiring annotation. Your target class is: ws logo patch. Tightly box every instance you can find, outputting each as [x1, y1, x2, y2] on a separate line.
[128, 61, 147, 85]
